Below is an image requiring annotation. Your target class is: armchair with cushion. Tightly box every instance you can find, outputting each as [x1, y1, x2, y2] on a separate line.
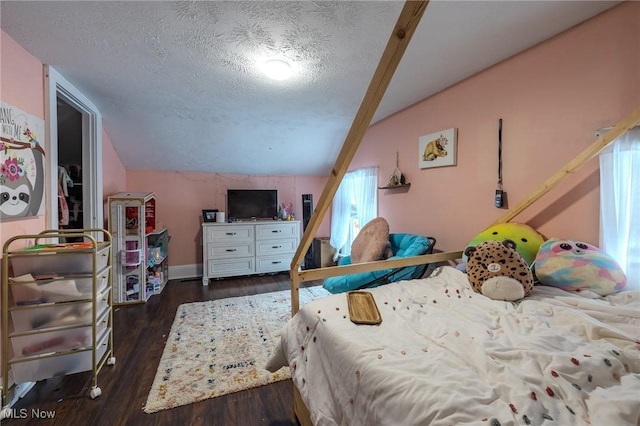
[322, 233, 436, 294]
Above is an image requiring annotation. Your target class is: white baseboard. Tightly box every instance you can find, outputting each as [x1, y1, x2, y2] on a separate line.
[168, 264, 202, 281]
[167, 264, 297, 282]
[0, 380, 35, 408]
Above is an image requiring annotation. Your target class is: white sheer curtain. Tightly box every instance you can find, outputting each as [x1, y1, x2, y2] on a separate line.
[330, 166, 378, 259]
[599, 126, 640, 288]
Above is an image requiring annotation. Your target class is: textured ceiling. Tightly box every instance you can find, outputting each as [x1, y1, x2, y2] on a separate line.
[0, 1, 619, 176]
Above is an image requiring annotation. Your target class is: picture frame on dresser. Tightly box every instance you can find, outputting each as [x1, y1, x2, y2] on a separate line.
[202, 209, 218, 223]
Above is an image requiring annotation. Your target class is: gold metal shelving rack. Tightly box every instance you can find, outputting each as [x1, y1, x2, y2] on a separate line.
[1, 228, 115, 413]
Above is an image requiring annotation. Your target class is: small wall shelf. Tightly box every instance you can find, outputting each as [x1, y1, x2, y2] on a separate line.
[381, 151, 409, 190]
[378, 183, 411, 190]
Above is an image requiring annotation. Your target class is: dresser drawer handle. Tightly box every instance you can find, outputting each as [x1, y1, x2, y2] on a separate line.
[272, 245, 281, 249]
[271, 261, 282, 264]
[225, 232, 236, 236]
[226, 249, 237, 252]
[271, 230, 282, 233]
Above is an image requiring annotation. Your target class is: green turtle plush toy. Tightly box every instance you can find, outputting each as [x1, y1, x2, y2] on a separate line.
[463, 222, 545, 266]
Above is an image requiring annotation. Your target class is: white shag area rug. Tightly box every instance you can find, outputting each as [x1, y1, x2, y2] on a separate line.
[143, 286, 330, 413]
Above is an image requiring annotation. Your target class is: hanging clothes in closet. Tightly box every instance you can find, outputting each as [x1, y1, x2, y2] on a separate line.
[57, 166, 70, 226]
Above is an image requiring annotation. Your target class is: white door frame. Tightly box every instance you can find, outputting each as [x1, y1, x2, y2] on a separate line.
[44, 65, 103, 231]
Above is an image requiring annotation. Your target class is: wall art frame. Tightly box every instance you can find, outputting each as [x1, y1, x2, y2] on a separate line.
[0, 101, 46, 220]
[202, 209, 218, 223]
[418, 127, 457, 169]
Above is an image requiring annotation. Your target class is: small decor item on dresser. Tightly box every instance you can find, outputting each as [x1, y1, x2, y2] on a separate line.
[278, 202, 293, 220]
[202, 209, 218, 223]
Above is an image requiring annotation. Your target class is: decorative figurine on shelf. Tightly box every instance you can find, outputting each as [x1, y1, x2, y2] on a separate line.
[386, 151, 407, 187]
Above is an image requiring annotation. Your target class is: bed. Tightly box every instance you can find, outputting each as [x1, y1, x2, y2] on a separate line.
[273, 2, 640, 425]
[267, 266, 640, 425]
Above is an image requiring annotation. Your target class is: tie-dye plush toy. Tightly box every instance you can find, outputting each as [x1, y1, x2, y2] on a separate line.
[534, 238, 626, 296]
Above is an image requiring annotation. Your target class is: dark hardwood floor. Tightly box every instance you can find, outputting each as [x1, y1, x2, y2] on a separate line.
[5, 273, 320, 425]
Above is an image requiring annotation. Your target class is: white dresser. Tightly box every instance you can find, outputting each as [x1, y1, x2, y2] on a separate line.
[202, 220, 300, 284]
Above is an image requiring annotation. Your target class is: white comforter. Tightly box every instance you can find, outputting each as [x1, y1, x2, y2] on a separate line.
[266, 266, 640, 426]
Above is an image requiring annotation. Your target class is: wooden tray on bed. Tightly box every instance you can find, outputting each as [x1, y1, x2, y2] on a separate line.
[347, 291, 382, 325]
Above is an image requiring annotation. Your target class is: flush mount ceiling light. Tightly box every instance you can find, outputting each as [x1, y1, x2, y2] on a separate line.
[262, 59, 293, 81]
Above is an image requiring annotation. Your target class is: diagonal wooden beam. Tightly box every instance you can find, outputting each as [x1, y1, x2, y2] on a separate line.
[493, 106, 640, 225]
[290, 1, 430, 315]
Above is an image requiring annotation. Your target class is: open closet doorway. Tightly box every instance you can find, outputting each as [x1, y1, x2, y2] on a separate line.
[57, 98, 84, 234]
[45, 66, 103, 233]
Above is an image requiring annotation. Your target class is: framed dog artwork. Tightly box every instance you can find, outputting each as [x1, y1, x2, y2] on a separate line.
[418, 127, 457, 169]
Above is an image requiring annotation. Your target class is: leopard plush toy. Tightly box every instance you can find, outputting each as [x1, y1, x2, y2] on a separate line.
[465, 239, 533, 301]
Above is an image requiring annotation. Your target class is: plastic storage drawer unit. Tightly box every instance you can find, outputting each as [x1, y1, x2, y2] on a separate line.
[10, 273, 109, 305]
[10, 243, 110, 277]
[10, 288, 111, 332]
[11, 329, 110, 384]
[11, 321, 108, 357]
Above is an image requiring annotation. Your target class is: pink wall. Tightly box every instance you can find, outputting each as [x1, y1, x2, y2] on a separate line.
[0, 30, 46, 248]
[101, 129, 127, 226]
[101, 130, 127, 197]
[0, 30, 45, 369]
[125, 170, 330, 267]
[352, 2, 639, 253]
[1, 29, 127, 248]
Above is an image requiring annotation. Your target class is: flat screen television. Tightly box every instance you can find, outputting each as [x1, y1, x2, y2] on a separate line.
[227, 189, 278, 221]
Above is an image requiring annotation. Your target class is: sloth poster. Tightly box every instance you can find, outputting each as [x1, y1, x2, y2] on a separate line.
[0, 101, 46, 220]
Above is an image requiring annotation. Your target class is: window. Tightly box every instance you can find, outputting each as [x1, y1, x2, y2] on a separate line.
[599, 126, 640, 287]
[330, 166, 378, 258]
